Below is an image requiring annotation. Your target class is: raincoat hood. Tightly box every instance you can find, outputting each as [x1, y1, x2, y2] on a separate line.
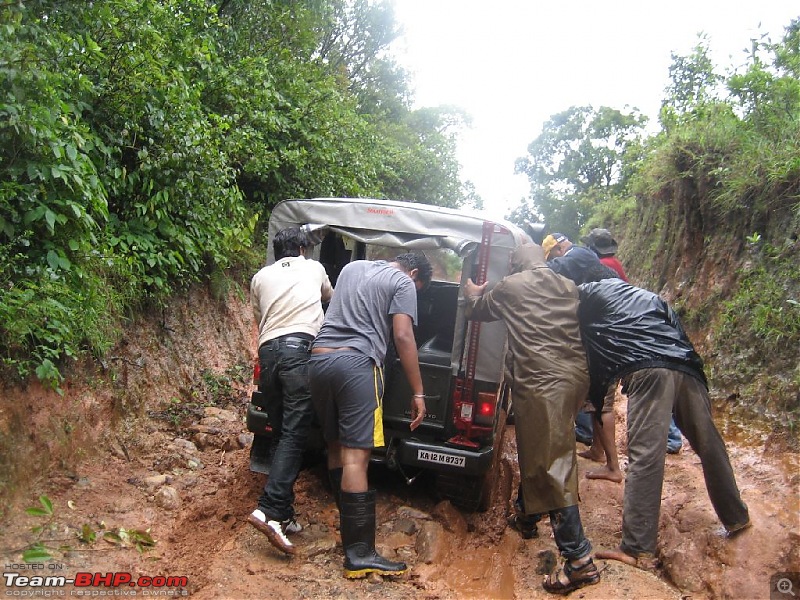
[510, 243, 545, 274]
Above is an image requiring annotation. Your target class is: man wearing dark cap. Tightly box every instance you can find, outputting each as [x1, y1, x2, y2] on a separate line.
[581, 228, 627, 281]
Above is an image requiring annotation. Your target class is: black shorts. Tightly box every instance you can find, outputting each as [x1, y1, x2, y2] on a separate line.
[309, 351, 385, 449]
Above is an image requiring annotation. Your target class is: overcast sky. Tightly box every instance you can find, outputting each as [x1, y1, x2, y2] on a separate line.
[391, 1, 799, 219]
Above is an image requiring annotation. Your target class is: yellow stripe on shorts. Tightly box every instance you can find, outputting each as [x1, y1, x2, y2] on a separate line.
[372, 364, 384, 448]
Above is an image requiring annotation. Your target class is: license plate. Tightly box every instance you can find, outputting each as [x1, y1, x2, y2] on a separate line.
[417, 449, 465, 468]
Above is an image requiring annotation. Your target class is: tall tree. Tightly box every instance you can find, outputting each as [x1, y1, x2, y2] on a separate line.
[659, 35, 724, 130]
[511, 106, 647, 237]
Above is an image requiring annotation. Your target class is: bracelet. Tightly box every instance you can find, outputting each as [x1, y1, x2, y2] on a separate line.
[413, 394, 425, 398]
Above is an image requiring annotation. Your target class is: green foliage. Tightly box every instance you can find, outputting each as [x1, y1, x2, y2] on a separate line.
[0, 254, 124, 389]
[21, 494, 156, 561]
[24, 494, 54, 518]
[150, 364, 249, 429]
[645, 21, 799, 212]
[21, 543, 53, 563]
[511, 105, 647, 236]
[719, 243, 800, 347]
[506, 18, 799, 420]
[101, 527, 156, 553]
[2, 0, 465, 388]
[374, 106, 469, 206]
[22, 495, 54, 562]
[150, 396, 204, 429]
[200, 364, 249, 406]
[713, 237, 800, 414]
[659, 35, 725, 131]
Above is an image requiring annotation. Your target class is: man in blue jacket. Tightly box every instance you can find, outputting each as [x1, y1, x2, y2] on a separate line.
[578, 278, 751, 567]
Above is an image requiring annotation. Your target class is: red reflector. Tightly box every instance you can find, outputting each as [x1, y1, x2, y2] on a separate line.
[253, 361, 260, 384]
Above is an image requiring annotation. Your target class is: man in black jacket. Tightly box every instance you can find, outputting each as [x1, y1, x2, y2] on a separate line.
[578, 278, 750, 567]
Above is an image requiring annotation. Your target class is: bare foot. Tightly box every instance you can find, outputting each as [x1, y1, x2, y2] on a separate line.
[586, 466, 623, 482]
[578, 449, 605, 462]
[595, 547, 658, 570]
[595, 547, 637, 566]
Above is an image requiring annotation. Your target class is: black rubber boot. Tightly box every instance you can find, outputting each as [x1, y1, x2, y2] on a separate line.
[339, 490, 407, 579]
[328, 467, 343, 510]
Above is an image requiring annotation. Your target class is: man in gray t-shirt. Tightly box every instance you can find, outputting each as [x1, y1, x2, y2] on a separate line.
[314, 260, 419, 367]
[309, 253, 431, 579]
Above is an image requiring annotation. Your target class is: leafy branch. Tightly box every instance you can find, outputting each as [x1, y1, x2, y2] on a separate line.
[20, 495, 156, 563]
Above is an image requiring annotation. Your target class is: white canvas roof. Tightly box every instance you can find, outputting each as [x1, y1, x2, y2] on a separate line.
[266, 197, 531, 262]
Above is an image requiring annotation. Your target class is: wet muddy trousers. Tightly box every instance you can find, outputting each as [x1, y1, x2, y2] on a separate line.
[339, 490, 408, 578]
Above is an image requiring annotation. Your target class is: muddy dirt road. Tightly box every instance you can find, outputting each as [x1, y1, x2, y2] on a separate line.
[2, 391, 798, 600]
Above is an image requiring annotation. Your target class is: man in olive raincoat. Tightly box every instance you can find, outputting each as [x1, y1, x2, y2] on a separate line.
[464, 243, 600, 595]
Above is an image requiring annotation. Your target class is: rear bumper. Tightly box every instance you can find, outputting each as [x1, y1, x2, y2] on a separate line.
[250, 393, 495, 478]
[393, 438, 494, 477]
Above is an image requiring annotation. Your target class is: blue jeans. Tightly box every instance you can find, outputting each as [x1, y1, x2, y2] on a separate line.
[667, 418, 683, 452]
[549, 505, 592, 561]
[577, 412, 683, 451]
[575, 412, 594, 442]
[257, 336, 314, 522]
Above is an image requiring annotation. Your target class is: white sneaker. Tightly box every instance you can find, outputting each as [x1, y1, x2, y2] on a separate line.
[248, 510, 295, 555]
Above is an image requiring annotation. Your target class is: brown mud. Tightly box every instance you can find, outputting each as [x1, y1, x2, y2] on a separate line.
[1, 288, 798, 599]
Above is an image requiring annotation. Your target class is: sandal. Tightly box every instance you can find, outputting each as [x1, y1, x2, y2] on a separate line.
[542, 558, 600, 595]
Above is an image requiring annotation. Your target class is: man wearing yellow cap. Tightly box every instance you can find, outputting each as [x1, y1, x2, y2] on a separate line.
[542, 233, 617, 285]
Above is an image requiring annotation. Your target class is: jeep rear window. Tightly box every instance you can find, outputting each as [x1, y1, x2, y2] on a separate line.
[365, 244, 462, 283]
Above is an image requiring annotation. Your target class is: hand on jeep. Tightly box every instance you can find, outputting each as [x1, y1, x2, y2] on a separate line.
[410, 396, 426, 431]
[465, 278, 488, 298]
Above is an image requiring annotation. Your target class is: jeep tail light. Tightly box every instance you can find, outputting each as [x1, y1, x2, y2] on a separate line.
[253, 361, 260, 385]
[474, 392, 496, 426]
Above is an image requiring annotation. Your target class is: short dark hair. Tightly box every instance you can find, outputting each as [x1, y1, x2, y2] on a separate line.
[394, 252, 432, 287]
[273, 227, 307, 260]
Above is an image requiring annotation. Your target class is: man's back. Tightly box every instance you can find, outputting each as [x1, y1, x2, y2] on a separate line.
[250, 256, 332, 347]
[313, 260, 418, 366]
[578, 278, 705, 407]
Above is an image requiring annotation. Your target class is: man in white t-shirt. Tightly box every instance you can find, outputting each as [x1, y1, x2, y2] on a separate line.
[247, 228, 333, 555]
